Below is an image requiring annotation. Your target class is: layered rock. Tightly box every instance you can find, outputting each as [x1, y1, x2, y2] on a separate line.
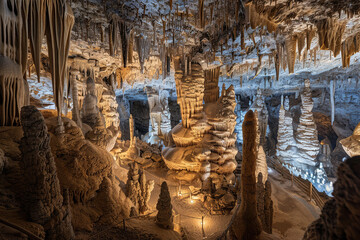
[340, 122, 360, 157]
[126, 162, 154, 214]
[250, 89, 269, 147]
[303, 156, 360, 239]
[144, 87, 172, 145]
[80, 77, 104, 129]
[156, 181, 174, 229]
[162, 70, 238, 186]
[255, 145, 268, 184]
[296, 80, 320, 166]
[20, 106, 74, 239]
[276, 96, 298, 164]
[99, 88, 120, 130]
[230, 110, 262, 240]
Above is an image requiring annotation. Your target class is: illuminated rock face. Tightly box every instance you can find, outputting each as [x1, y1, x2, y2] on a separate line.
[250, 89, 269, 147]
[340, 122, 360, 157]
[295, 79, 320, 166]
[276, 96, 298, 164]
[20, 106, 74, 239]
[163, 62, 237, 186]
[144, 87, 172, 145]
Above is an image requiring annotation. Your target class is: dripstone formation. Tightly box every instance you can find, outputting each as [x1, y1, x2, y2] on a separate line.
[230, 110, 262, 240]
[156, 181, 174, 229]
[20, 105, 74, 240]
[296, 79, 320, 166]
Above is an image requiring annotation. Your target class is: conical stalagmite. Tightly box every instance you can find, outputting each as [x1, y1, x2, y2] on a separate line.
[230, 110, 262, 240]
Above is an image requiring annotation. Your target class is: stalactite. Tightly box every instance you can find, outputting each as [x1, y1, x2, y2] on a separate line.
[28, 0, 46, 82]
[297, 33, 305, 61]
[135, 34, 150, 74]
[119, 21, 129, 68]
[198, 0, 204, 28]
[45, 0, 74, 126]
[128, 29, 134, 64]
[316, 18, 345, 57]
[109, 17, 118, 56]
[0, 0, 33, 126]
[204, 67, 220, 104]
[341, 32, 360, 68]
[285, 35, 297, 74]
[306, 27, 316, 51]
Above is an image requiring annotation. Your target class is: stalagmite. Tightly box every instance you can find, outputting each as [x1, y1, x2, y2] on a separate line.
[20, 105, 74, 239]
[156, 181, 174, 229]
[70, 71, 82, 127]
[230, 110, 262, 240]
[296, 79, 320, 166]
[276, 96, 297, 164]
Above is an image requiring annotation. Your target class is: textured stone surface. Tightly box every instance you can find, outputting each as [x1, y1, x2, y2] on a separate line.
[296, 80, 320, 166]
[340, 122, 360, 157]
[303, 156, 360, 239]
[230, 110, 262, 240]
[20, 106, 74, 239]
[156, 181, 174, 229]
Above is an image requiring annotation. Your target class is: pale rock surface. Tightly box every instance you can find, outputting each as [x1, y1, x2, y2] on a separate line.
[144, 87, 172, 145]
[296, 79, 320, 166]
[163, 61, 237, 186]
[256, 145, 268, 184]
[126, 162, 154, 214]
[340, 122, 360, 157]
[250, 89, 269, 147]
[276, 96, 298, 164]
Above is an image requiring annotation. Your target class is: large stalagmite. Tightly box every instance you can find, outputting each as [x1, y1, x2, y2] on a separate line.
[230, 110, 262, 240]
[295, 80, 320, 167]
[20, 105, 74, 239]
[276, 96, 298, 164]
[162, 60, 237, 186]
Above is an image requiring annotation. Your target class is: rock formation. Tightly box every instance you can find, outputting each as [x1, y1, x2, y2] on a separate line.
[230, 110, 262, 240]
[81, 77, 104, 129]
[250, 89, 269, 147]
[276, 96, 298, 164]
[145, 87, 172, 145]
[264, 180, 273, 234]
[126, 162, 154, 215]
[99, 88, 120, 130]
[340, 122, 360, 157]
[296, 79, 320, 166]
[19, 105, 74, 239]
[163, 60, 237, 187]
[156, 181, 174, 229]
[303, 156, 360, 239]
[255, 145, 268, 184]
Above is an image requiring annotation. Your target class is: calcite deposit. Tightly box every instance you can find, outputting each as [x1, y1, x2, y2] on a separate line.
[295, 80, 320, 167]
[162, 61, 237, 186]
[340, 123, 360, 157]
[20, 106, 74, 239]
